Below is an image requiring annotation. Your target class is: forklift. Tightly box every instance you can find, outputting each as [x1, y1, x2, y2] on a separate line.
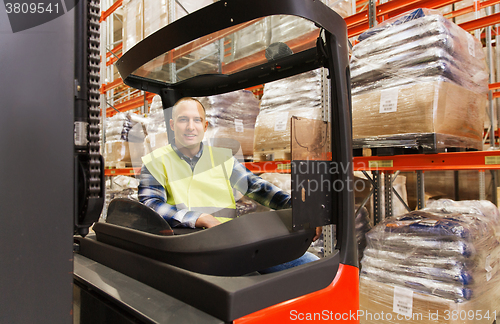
[0, 0, 358, 323]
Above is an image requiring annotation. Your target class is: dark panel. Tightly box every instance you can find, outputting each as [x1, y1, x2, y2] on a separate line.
[0, 6, 74, 324]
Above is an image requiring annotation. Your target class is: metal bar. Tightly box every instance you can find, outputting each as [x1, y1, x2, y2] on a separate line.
[361, 170, 376, 186]
[393, 188, 412, 213]
[454, 170, 460, 201]
[491, 170, 498, 206]
[355, 188, 373, 218]
[100, 78, 124, 94]
[384, 172, 393, 218]
[416, 171, 425, 209]
[100, 0, 123, 23]
[459, 12, 500, 32]
[487, 6, 496, 149]
[353, 151, 500, 171]
[104, 167, 141, 176]
[489, 81, 500, 90]
[368, 0, 377, 28]
[479, 170, 486, 200]
[323, 225, 334, 257]
[373, 171, 381, 225]
[444, 0, 500, 19]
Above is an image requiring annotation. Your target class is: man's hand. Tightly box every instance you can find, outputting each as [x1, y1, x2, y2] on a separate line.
[195, 213, 221, 228]
[312, 227, 322, 242]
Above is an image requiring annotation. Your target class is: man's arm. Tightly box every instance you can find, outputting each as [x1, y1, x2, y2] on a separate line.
[230, 158, 322, 241]
[230, 158, 291, 210]
[138, 165, 212, 228]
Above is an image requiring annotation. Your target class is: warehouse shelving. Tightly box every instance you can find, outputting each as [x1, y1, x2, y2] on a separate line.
[100, 0, 500, 216]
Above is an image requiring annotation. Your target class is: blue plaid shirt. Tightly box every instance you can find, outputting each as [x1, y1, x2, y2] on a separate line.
[138, 143, 291, 228]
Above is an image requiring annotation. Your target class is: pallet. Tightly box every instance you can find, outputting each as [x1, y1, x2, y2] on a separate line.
[105, 161, 134, 169]
[253, 150, 291, 162]
[353, 133, 481, 157]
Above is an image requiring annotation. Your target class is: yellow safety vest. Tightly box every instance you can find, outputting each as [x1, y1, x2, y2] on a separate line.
[142, 144, 236, 224]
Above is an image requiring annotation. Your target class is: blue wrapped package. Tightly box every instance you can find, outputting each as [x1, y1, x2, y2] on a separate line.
[357, 8, 426, 42]
[361, 199, 500, 303]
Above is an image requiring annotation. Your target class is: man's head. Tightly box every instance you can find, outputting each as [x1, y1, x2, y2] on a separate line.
[170, 97, 208, 152]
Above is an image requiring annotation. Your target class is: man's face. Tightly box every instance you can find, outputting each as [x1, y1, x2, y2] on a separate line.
[170, 100, 208, 149]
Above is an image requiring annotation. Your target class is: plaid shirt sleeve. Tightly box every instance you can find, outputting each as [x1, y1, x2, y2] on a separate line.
[230, 158, 291, 210]
[138, 165, 202, 228]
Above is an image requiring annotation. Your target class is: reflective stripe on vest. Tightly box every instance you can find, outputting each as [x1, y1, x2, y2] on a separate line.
[142, 144, 236, 218]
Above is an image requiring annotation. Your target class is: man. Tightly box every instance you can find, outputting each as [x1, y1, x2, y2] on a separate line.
[139, 97, 320, 272]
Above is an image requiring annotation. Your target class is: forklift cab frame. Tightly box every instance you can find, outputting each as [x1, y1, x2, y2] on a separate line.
[75, 0, 359, 322]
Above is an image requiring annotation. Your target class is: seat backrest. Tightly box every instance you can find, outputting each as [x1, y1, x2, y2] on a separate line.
[106, 198, 173, 236]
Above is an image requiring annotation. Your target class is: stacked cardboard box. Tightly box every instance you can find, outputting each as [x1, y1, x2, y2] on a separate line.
[350, 9, 488, 149]
[199, 90, 260, 159]
[253, 69, 323, 161]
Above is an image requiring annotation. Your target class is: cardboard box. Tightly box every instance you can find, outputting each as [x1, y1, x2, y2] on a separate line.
[359, 277, 499, 324]
[253, 107, 323, 155]
[144, 132, 169, 154]
[352, 81, 486, 143]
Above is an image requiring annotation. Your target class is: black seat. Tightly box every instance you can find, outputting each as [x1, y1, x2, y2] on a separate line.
[106, 198, 174, 236]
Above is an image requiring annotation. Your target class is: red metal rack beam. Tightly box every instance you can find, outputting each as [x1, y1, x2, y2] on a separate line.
[106, 151, 500, 175]
[105, 167, 141, 176]
[445, 0, 500, 19]
[459, 11, 500, 31]
[243, 161, 292, 174]
[106, 92, 156, 117]
[346, 0, 486, 38]
[100, 78, 124, 94]
[100, 0, 123, 23]
[353, 151, 500, 172]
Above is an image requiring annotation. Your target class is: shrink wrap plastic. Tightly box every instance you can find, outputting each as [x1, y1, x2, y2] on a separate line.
[143, 95, 168, 154]
[351, 9, 487, 144]
[360, 199, 500, 306]
[143, 0, 167, 38]
[199, 90, 259, 158]
[122, 0, 143, 53]
[229, 0, 350, 63]
[105, 113, 137, 165]
[351, 9, 487, 96]
[254, 69, 323, 155]
[105, 97, 169, 165]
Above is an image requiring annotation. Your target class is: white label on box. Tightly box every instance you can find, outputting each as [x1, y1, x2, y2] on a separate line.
[379, 88, 399, 113]
[274, 112, 289, 131]
[235, 119, 244, 133]
[150, 135, 156, 148]
[393, 286, 413, 317]
[468, 33, 476, 58]
[74, 121, 88, 146]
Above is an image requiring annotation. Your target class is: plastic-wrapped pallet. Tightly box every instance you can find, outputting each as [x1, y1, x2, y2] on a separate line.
[144, 0, 167, 38]
[122, 0, 143, 53]
[199, 90, 259, 159]
[103, 175, 140, 220]
[105, 112, 148, 167]
[359, 199, 500, 324]
[253, 69, 323, 161]
[143, 95, 169, 155]
[350, 9, 488, 148]
[105, 113, 133, 167]
[173, 0, 214, 21]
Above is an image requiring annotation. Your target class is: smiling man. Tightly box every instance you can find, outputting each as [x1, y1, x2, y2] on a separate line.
[138, 97, 320, 272]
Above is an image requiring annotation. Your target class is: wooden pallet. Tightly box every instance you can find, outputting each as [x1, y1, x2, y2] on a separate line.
[253, 150, 291, 162]
[105, 161, 134, 169]
[353, 133, 482, 157]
